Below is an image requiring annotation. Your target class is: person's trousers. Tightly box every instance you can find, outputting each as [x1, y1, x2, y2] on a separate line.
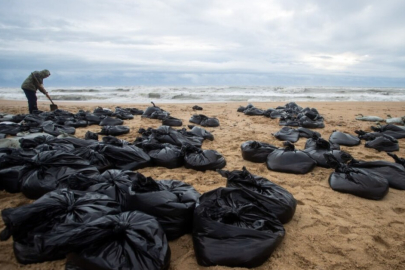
[22, 89, 38, 114]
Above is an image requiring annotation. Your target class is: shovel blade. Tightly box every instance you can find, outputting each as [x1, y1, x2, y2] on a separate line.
[50, 104, 58, 111]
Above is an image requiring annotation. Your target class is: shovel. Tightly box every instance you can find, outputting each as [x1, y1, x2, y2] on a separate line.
[46, 93, 58, 111]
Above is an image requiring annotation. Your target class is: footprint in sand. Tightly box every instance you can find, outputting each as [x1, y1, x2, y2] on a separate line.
[392, 207, 405, 214]
[364, 155, 381, 159]
[296, 200, 305, 205]
[338, 226, 350, 234]
[372, 235, 390, 248]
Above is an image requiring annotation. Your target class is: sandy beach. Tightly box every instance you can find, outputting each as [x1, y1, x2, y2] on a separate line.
[0, 100, 405, 270]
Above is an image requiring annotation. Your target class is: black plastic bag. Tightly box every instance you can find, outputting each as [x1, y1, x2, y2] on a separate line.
[101, 144, 151, 170]
[297, 127, 321, 138]
[86, 169, 137, 207]
[126, 107, 144, 115]
[72, 146, 112, 172]
[151, 125, 203, 147]
[113, 107, 134, 120]
[84, 131, 98, 140]
[266, 142, 316, 174]
[0, 165, 24, 193]
[162, 116, 182, 126]
[81, 112, 104, 125]
[349, 156, 405, 190]
[19, 150, 100, 199]
[182, 143, 226, 171]
[0, 189, 120, 264]
[0, 148, 38, 169]
[19, 135, 52, 149]
[219, 167, 297, 223]
[64, 119, 88, 128]
[99, 116, 124, 126]
[99, 125, 130, 136]
[355, 129, 382, 141]
[303, 136, 344, 168]
[388, 152, 405, 168]
[189, 114, 220, 127]
[241, 140, 277, 163]
[101, 135, 129, 146]
[365, 135, 399, 152]
[237, 103, 254, 113]
[192, 105, 203, 110]
[370, 124, 405, 139]
[125, 173, 200, 240]
[187, 126, 214, 141]
[41, 120, 76, 136]
[329, 131, 361, 146]
[304, 134, 340, 150]
[36, 211, 171, 270]
[278, 116, 300, 127]
[325, 153, 389, 200]
[143, 143, 184, 168]
[273, 127, 300, 142]
[299, 116, 325, 128]
[0, 123, 30, 135]
[35, 142, 75, 153]
[50, 137, 99, 149]
[150, 110, 171, 120]
[142, 102, 168, 119]
[93, 107, 113, 116]
[244, 107, 264, 116]
[329, 149, 353, 164]
[193, 187, 285, 268]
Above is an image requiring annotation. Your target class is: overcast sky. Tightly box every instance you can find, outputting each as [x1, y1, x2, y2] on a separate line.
[1, 0, 405, 87]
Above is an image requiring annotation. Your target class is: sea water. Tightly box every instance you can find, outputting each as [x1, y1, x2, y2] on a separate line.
[1, 86, 404, 103]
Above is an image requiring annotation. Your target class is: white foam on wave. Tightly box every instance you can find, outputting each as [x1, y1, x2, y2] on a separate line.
[1, 86, 405, 103]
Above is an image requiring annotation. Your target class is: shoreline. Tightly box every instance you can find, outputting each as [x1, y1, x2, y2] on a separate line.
[1, 100, 405, 269]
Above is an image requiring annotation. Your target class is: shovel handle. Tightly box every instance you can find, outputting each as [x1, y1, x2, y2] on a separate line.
[46, 93, 55, 105]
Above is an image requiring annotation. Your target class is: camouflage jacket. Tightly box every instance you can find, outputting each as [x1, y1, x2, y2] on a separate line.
[21, 69, 51, 93]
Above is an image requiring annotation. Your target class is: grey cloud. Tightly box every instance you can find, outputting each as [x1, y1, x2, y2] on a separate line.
[0, 0, 404, 87]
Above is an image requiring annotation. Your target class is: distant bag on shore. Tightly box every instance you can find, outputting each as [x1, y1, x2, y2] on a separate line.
[189, 114, 220, 127]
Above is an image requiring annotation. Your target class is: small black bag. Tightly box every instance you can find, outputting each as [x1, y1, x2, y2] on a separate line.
[266, 142, 316, 174]
[241, 140, 277, 163]
[182, 143, 226, 171]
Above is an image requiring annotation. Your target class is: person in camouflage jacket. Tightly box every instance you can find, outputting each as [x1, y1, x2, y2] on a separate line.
[21, 69, 51, 113]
